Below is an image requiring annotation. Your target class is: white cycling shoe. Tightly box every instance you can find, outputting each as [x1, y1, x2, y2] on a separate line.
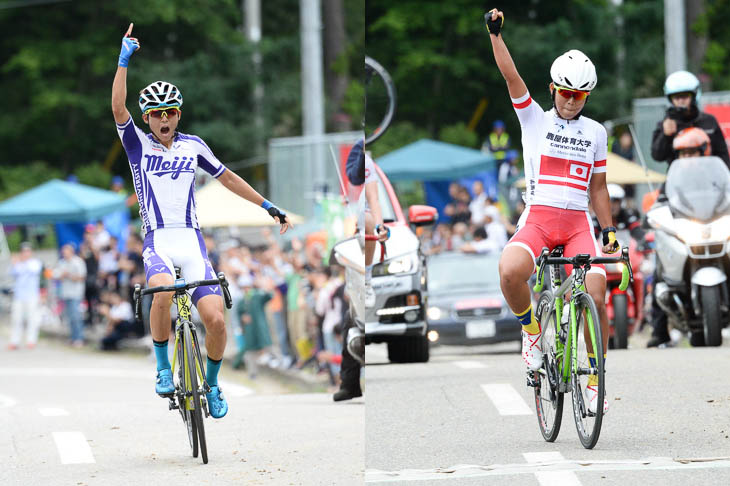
[365, 281, 376, 309]
[585, 385, 609, 414]
[521, 328, 543, 371]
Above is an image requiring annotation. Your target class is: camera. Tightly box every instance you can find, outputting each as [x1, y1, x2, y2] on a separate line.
[666, 105, 689, 121]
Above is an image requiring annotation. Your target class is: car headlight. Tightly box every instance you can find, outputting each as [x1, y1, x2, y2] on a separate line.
[710, 215, 730, 241]
[675, 218, 709, 244]
[427, 306, 444, 321]
[372, 252, 419, 277]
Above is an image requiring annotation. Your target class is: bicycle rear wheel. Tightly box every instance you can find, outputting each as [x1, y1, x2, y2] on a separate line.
[571, 293, 605, 449]
[184, 320, 208, 464]
[534, 291, 564, 442]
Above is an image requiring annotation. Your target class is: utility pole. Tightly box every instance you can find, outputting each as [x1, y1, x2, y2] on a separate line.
[664, 0, 687, 75]
[244, 0, 265, 158]
[300, 0, 326, 193]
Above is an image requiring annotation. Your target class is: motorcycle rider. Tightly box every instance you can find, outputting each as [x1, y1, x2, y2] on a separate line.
[648, 127, 712, 347]
[651, 70, 729, 168]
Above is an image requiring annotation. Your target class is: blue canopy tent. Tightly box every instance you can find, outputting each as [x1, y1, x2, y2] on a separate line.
[375, 139, 497, 221]
[0, 179, 127, 248]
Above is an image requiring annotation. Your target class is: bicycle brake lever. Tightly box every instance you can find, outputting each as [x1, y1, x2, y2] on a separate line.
[133, 284, 142, 322]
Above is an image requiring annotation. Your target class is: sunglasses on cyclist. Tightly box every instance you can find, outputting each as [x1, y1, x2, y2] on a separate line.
[145, 107, 180, 119]
[554, 85, 590, 101]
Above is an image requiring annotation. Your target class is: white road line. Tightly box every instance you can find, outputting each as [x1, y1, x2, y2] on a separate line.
[0, 394, 17, 408]
[364, 456, 730, 483]
[481, 384, 532, 416]
[52, 432, 95, 464]
[38, 407, 69, 417]
[524, 452, 582, 486]
[453, 361, 486, 369]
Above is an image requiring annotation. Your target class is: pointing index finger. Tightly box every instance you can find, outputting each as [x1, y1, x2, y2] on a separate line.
[125, 23, 134, 37]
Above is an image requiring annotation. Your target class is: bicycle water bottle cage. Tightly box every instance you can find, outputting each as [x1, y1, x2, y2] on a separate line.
[174, 278, 186, 289]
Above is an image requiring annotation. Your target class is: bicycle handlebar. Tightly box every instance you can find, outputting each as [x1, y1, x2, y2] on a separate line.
[133, 272, 233, 322]
[533, 246, 634, 293]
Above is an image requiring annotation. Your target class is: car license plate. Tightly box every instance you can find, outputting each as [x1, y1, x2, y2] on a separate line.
[465, 320, 496, 339]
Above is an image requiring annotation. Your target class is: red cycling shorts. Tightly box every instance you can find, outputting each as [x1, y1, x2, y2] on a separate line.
[505, 205, 606, 277]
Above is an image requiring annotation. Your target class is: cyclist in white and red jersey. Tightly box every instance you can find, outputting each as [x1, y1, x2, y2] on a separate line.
[486, 9, 618, 414]
[111, 24, 292, 418]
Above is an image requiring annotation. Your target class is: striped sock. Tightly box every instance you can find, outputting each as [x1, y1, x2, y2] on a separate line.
[153, 339, 171, 371]
[514, 305, 540, 335]
[587, 353, 606, 386]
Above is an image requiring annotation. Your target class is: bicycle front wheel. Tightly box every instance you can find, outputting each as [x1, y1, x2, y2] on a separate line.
[571, 293, 605, 449]
[534, 291, 564, 442]
[365, 56, 396, 145]
[184, 321, 207, 463]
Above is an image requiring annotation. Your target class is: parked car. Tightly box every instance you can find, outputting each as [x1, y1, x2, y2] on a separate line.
[425, 251, 521, 346]
[365, 161, 437, 363]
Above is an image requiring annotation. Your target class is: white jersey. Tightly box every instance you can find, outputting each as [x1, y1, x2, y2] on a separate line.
[365, 152, 377, 185]
[116, 117, 227, 233]
[511, 91, 607, 211]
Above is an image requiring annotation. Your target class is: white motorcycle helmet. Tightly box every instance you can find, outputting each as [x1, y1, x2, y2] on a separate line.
[550, 49, 597, 91]
[138, 81, 183, 114]
[664, 70, 701, 105]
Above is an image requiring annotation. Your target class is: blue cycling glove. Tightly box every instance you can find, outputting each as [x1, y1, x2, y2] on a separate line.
[119, 35, 140, 68]
[262, 200, 287, 224]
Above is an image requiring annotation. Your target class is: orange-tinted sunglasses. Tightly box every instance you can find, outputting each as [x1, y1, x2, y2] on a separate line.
[555, 85, 590, 101]
[145, 107, 180, 119]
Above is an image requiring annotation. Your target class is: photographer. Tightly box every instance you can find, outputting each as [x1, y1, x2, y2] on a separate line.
[651, 70, 729, 168]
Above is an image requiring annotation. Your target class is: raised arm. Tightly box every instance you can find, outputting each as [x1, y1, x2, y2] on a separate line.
[111, 23, 140, 125]
[485, 9, 528, 100]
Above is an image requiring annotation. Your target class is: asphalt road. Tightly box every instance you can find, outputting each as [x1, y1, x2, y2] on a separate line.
[0, 343, 363, 486]
[364, 331, 730, 485]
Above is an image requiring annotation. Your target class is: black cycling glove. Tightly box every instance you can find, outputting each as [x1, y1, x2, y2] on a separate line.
[484, 9, 504, 36]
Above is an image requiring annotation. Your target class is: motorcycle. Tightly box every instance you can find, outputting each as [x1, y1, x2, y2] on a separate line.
[646, 155, 730, 346]
[605, 230, 646, 349]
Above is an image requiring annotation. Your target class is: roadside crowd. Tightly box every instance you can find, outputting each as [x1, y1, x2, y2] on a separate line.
[6, 222, 348, 386]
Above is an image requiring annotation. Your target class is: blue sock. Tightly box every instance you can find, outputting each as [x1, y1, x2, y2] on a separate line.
[206, 357, 222, 387]
[153, 340, 171, 372]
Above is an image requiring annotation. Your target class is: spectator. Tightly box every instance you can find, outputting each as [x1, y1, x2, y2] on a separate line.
[315, 266, 345, 378]
[612, 130, 634, 161]
[461, 227, 499, 254]
[482, 119, 512, 177]
[99, 290, 141, 350]
[80, 227, 100, 326]
[483, 200, 508, 250]
[286, 253, 309, 365]
[93, 221, 112, 250]
[235, 274, 274, 378]
[8, 242, 43, 350]
[450, 222, 469, 250]
[443, 182, 471, 224]
[469, 180, 489, 226]
[53, 243, 87, 347]
[504, 200, 526, 238]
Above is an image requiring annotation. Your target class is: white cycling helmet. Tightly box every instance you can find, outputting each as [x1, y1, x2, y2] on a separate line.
[607, 184, 625, 200]
[138, 81, 183, 113]
[550, 49, 597, 91]
[664, 70, 701, 104]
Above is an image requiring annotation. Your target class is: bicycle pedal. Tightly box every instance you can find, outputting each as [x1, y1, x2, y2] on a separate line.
[526, 371, 539, 388]
[158, 392, 175, 399]
[168, 398, 179, 410]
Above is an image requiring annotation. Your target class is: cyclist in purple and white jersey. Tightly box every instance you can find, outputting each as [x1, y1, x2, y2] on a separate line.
[111, 24, 292, 418]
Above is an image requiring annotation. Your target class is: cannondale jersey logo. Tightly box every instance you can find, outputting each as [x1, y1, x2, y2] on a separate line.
[144, 155, 196, 179]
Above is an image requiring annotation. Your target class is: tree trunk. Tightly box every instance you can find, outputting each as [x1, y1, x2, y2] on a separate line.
[686, 0, 708, 81]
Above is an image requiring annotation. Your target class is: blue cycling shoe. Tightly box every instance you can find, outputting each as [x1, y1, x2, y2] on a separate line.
[206, 386, 228, 419]
[155, 368, 175, 396]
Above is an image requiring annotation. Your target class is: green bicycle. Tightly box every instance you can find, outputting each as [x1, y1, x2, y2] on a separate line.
[530, 245, 632, 449]
[134, 268, 232, 464]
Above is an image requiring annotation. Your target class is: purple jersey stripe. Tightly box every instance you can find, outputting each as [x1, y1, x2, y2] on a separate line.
[185, 181, 194, 227]
[146, 181, 165, 229]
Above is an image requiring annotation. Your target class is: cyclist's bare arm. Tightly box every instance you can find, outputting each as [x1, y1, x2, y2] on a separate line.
[487, 10, 528, 100]
[365, 181, 383, 229]
[111, 23, 135, 125]
[589, 172, 615, 251]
